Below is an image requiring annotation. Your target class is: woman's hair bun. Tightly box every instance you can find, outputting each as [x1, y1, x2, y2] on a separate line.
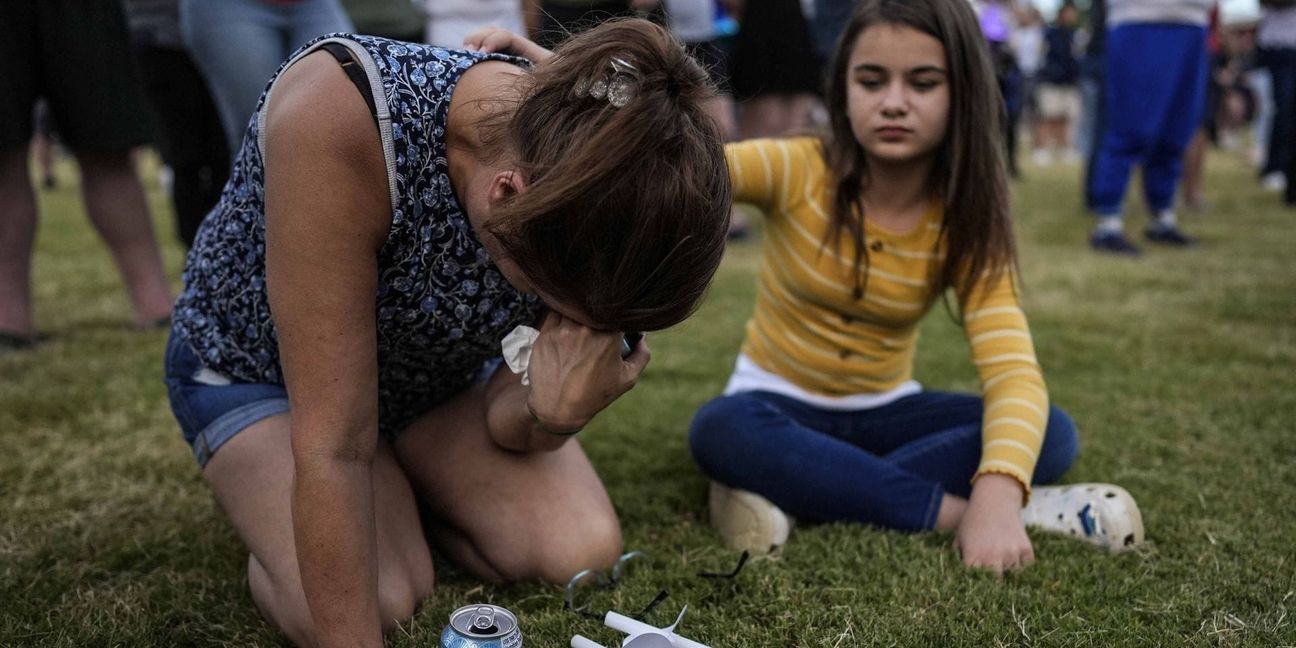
[489, 18, 732, 332]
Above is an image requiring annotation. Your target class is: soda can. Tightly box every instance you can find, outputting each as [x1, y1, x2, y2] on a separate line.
[440, 604, 523, 648]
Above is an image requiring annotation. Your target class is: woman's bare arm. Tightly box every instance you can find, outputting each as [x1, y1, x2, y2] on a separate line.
[264, 51, 392, 648]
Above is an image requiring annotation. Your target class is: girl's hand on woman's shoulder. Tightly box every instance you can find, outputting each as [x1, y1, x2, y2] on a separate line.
[462, 26, 554, 64]
[954, 474, 1035, 575]
[524, 311, 650, 433]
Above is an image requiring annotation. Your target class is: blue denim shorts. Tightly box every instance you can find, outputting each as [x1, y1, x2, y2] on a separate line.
[163, 329, 290, 467]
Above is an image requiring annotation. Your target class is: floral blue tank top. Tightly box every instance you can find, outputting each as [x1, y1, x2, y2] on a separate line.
[173, 34, 542, 436]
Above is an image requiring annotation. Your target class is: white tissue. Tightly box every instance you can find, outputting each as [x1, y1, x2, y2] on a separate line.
[501, 324, 541, 386]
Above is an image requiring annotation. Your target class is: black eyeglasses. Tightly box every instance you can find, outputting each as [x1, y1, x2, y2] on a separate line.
[565, 551, 665, 620]
[563, 550, 751, 622]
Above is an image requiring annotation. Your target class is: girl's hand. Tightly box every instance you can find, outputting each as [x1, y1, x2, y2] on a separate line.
[524, 312, 649, 432]
[462, 26, 554, 64]
[954, 474, 1035, 575]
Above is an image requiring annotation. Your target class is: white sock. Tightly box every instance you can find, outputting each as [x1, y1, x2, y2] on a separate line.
[1155, 210, 1177, 229]
[1095, 216, 1123, 235]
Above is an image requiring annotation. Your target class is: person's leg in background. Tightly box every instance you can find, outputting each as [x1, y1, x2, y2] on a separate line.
[1259, 46, 1296, 190]
[182, 0, 292, 156]
[0, 1, 41, 343]
[72, 150, 175, 326]
[285, 0, 354, 58]
[31, 101, 60, 189]
[1081, 72, 1107, 204]
[132, 43, 231, 249]
[1089, 24, 1176, 255]
[730, 0, 823, 139]
[0, 146, 39, 344]
[42, 0, 174, 328]
[1268, 48, 1296, 203]
[1246, 64, 1274, 171]
[1141, 25, 1207, 245]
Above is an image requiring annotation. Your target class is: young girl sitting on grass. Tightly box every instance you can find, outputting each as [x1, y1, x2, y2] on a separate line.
[687, 0, 1143, 573]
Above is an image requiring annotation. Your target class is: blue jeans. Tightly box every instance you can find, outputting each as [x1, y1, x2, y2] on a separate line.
[688, 391, 1079, 532]
[164, 328, 289, 467]
[1090, 24, 1207, 217]
[180, 0, 352, 154]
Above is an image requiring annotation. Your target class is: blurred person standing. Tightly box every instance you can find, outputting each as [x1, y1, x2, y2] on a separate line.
[665, 0, 736, 140]
[979, 0, 1025, 177]
[0, 0, 174, 351]
[423, 0, 523, 48]
[533, 0, 664, 50]
[1014, 6, 1046, 151]
[341, 0, 425, 42]
[810, 0, 855, 61]
[180, 0, 354, 156]
[1088, 0, 1213, 255]
[126, 0, 231, 249]
[1257, 0, 1296, 196]
[1034, 1, 1083, 165]
[1079, 0, 1107, 166]
[728, 0, 823, 138]
[30, 100, 59, 190]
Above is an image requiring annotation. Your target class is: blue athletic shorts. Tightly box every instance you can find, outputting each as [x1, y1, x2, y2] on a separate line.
[163, 329, 289, 468]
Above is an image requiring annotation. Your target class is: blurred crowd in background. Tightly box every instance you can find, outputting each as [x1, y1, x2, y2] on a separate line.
[3, 0, 1294, 348]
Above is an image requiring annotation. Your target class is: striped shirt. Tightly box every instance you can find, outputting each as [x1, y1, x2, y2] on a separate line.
[727, 137, 1049, 493]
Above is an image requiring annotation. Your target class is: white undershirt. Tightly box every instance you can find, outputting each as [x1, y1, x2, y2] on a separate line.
[723, 354, 922, 411]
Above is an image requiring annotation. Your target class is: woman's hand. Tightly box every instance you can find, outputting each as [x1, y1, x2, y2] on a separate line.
[462, 26, 554, 64]
[954, 474, 1035, 575]
[524, 311, 649, 433]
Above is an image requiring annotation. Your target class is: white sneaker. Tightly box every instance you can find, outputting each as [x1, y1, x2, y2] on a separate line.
[1032, 148, 1054, 167]
[708, 482, 792, 555]
[1021, 483, 1144, 552]
[1261, 172, 1287, 192]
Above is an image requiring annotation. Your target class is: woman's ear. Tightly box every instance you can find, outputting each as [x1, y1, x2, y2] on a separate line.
[488, 169, 527, 207]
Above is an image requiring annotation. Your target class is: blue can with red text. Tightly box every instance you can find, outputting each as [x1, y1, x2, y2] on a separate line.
[440, 604, 523, 648]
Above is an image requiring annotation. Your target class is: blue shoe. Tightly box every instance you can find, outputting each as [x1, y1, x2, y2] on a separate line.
[1090, 231, 1141, 256]
[1144, 224, 1197, 247]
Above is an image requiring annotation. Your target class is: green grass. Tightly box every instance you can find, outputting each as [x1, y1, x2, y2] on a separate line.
[3, 152, 1295, 647]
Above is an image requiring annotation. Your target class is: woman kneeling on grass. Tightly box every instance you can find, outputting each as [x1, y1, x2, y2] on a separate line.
[685, 0, 1144, 571]
[163, 20, 729, 647]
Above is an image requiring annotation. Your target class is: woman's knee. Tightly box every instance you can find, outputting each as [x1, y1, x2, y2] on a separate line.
[377, 545, 435, 631]
[247, 555, 316, 647]
[247, 544, 436, 645]
[493, 507, 624, 585]
[1034, 405, 1080, 484]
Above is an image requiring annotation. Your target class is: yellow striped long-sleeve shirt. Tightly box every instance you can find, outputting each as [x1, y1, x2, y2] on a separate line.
[727, 137, 1049, 494]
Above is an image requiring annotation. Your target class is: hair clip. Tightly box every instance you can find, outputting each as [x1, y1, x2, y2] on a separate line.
[574, 54, 639, 108]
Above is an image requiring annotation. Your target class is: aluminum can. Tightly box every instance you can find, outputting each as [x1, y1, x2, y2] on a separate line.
[440, 604, 523, 648]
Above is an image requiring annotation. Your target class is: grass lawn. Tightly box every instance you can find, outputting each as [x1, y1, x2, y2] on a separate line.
[2, 151, 1294, 647]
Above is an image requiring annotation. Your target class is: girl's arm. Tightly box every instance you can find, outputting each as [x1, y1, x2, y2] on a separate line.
[954, 269, 1050, 573]
[483, 314, 651, 452]
[463, 26, 555, 64]
[264, 52, 394, 648]
[725, 138, 818, 215]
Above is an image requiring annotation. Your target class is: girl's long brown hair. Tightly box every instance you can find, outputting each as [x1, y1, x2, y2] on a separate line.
[822, 0, 1017, 308]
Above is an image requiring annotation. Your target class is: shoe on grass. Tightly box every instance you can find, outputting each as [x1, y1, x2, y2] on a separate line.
[1090, 231, 1141, 256]
[0, 331, 45, 353]
[1021, 483, 1144, 552]
[1144, 224, 1197, 247]
[708, 481, 792, 555]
